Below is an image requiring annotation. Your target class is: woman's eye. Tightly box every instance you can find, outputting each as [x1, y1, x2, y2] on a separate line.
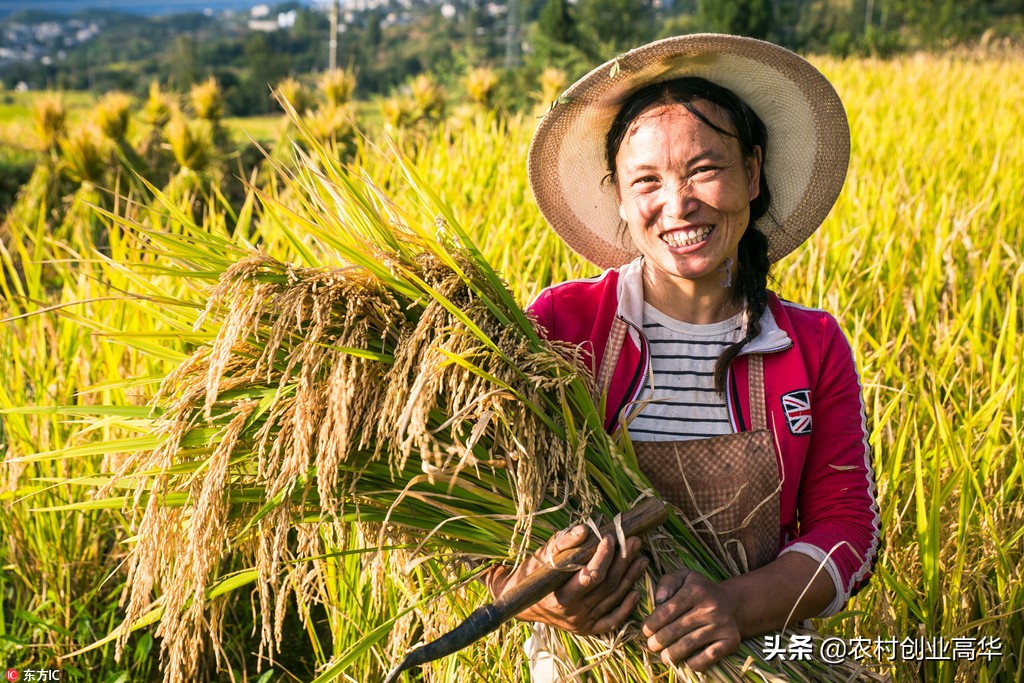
[693, 166, 718, 175]
[632, 176, 658, 186]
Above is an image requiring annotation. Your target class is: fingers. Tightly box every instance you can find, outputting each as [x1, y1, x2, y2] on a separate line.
[590, 589, 641, 635]
[591, 549, 647, 616]
[524, 524, 588, 576]
[640, 571, 741, 673]
[659, 625, 739, 672]
[655, 567, 690, 604]
[588, 553, 650, 634]
[520, 532, 649, 635]
[549, 524, 590, 555]
[578, 534, 615, 587]
[681, 636, 738, 673]
[642, 568, 693, 636]
[513, 521, 667, 636]
[560, 534, 638, 598]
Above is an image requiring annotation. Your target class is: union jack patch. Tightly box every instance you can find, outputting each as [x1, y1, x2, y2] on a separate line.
[781, 390, 812, 435]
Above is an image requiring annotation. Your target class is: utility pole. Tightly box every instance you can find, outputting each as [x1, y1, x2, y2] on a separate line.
[504, 0, 520, 69]
[329, 0, 339, 71]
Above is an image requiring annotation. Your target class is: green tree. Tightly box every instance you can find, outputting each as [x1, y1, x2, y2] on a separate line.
[530, 0, 589, 74]
[698, 0, 775, 39]
[169, 34, 200, 89]
[538, 0, 577, 44]
[574, 0, 655, 59]
[235, 33, 291, 114]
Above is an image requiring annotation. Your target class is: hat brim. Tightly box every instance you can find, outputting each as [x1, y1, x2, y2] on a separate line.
[527, 33, 850, 268]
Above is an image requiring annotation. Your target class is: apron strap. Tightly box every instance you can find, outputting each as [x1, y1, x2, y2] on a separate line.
[747, 353, 767, 432]
[597, 316, 628, 398]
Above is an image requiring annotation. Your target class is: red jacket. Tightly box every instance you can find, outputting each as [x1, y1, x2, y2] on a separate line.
[528, 258, 880, 616]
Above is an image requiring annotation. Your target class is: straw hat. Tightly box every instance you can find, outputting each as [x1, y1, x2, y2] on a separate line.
[527, 33, 850, 268]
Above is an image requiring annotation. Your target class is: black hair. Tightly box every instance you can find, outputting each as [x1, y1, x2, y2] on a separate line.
[605, 76, 773, 394]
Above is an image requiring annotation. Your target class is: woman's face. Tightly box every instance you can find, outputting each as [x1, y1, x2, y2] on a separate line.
[614, 101, 761, 292]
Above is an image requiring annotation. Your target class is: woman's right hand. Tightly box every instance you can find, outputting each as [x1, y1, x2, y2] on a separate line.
[485, 525, 649, 636]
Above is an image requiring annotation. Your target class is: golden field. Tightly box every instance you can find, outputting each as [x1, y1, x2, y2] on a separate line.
[0, 52, 1021, 682]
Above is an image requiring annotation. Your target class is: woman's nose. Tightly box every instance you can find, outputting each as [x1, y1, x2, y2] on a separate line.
[663, 182, 698, 217]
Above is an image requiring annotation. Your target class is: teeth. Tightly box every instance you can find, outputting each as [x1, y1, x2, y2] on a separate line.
[662, 226, 712, 247]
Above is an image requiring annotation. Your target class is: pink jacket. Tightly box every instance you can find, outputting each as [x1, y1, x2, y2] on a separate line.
[528, 258, 880, 616]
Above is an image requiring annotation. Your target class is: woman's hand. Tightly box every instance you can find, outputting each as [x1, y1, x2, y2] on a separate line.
[641, 553, 838, 672]
[486, 525, 648, 636]
[641, 568, 742, 672]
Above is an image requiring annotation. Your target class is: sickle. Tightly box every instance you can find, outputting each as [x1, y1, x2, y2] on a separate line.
[382, 498, 669, 683]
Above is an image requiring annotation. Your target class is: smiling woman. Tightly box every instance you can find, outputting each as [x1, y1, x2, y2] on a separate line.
[493, 34, 882, 679]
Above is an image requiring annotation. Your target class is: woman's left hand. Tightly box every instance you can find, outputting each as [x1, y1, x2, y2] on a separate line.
[640, 568, 742, 672]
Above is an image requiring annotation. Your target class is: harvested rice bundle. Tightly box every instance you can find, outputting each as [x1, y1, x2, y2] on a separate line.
[98, 114, 880, 683]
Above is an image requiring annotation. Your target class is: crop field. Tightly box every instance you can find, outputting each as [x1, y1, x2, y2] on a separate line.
[0, 52, 1021, 682]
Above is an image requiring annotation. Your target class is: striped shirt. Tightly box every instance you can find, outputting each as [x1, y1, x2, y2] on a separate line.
[626, 304, 744, 441]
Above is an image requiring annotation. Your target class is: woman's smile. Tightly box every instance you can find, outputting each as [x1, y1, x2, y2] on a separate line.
[660, 225, 714, 249]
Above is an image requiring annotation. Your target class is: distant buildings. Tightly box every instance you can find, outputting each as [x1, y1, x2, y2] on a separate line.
[0, 18, 100, 65]
[1, 1, 495, 67]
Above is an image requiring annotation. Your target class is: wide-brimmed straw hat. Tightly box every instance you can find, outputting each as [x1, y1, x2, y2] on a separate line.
[527, 33, 850, 268]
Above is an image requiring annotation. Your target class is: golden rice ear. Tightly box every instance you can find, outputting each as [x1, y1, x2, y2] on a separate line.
[273, 76, 316, 115]
[59, 123, 110, 185]
[304, 103, 358, 158]
[380, 93, 417, 129]
[94, 91, 133, 142]
[465, 66, 499, 108]
[32, 93, 66, 152]
[538, 67, 568, 107]
[143, 79, 176, 127]
[319, 67, 358, 108]
[189, 76, 224, 122]
[409, 73, 447, 122]
[165, 112, 214, 174]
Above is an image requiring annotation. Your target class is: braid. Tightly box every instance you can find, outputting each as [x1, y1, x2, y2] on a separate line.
[713, 228, 771, 394]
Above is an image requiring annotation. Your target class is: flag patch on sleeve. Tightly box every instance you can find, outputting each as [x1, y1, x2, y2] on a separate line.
[782, 390, 812, 435]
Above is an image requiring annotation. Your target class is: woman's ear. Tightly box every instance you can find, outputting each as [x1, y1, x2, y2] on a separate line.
[747, 146, 763, 201]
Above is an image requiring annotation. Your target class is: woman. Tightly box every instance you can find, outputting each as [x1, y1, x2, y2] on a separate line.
[486, 34, 880, 675]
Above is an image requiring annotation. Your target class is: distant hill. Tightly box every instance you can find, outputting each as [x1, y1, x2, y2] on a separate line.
[0, 1, 319, 20]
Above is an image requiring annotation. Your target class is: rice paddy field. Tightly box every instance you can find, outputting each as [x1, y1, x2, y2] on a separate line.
[1, 51, 1022, 682]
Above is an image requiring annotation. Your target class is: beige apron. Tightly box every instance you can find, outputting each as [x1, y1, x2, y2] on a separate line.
[599, 317, 781, 574]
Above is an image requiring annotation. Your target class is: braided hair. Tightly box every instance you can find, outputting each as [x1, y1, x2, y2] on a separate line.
[714, 227, 771, 393]
[604, 76, 774, 394]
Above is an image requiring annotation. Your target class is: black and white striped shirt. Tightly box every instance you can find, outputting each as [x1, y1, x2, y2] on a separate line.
[626, 304, 744, 441]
